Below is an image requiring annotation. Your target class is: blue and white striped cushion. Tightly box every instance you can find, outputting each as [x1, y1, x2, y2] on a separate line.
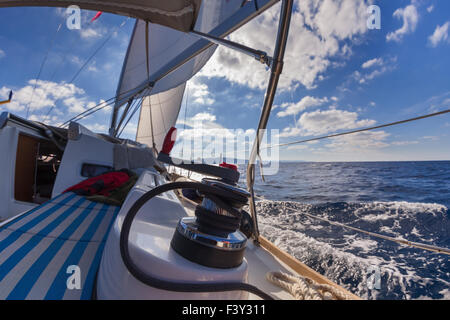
[0, 192, 120, 300]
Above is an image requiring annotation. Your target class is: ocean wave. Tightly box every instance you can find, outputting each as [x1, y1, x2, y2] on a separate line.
[253, 200, 450, 300]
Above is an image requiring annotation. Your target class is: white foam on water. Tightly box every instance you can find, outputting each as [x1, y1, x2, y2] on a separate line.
[343, 235, 379, 253]
[254, 199, 449, 300]
[438, 288, 450, 300]
[409, 226, 422, 238]
[356, 201, 447, 222]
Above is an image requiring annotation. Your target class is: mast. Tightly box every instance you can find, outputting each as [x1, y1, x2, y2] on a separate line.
[246, 0, 293, 243]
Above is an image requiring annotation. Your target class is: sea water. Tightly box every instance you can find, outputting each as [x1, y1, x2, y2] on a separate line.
[240, 161, 450, 300]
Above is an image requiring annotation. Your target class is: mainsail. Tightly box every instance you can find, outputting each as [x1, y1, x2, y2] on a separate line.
[113, 18, 217, 108]
[114, 0, 279, 149]
[136, 83, 186, 151]
[111, 16, 217, 146]
[113, 0, 279, 107]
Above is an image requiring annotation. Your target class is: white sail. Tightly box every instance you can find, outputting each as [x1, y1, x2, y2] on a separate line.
[113, 0, 279, 145]
[136, 83, 186, 151]
[114, 0, 279, 108]
[114, 18, 216, 108]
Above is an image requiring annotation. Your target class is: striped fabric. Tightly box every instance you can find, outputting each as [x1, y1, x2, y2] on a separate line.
[0, 192, 120, 300]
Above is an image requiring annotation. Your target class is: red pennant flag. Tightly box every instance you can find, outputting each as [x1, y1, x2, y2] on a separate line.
[91, 11, 103, 23]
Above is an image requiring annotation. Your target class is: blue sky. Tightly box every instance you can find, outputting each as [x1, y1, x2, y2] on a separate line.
[0, 0, 449, 162]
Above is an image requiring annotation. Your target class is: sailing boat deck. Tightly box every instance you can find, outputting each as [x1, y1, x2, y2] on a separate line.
[0, 192, 120, 300]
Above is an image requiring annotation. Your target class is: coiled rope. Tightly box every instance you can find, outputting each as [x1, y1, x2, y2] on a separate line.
[266, 271, 353, 300]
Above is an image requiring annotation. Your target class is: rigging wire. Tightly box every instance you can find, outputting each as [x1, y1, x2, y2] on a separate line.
[116, 86, 153, 137]
[47, 22, 80, 83]
[64, 100, 115, 126]
[115, 98, 138, 135]
[25, 22, 63, 119]
[144, 21, 157, 152]
[58, 82, 150, 128]
[58, 96, 117, 127]
[68, 18, 129, 84]
[181, 84, 189, 158]
[263, 108, 450, 150]
[44, 17, 129, 122]
[117, 96, 144, 138]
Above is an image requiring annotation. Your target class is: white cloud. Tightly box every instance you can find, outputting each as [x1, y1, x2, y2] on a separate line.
[190, 112, 216, 123]
[402, 91, 450, 115]
[361, 57, 383, 69]
[69, 55, 83, 66]
[87, 62, 99, 73]
[188, 77, 215, 105]
[352, 56, 397, 84]
[276, 96, 328, 117]
[54, 7, 106, 40]
[200, 0, 372, 91]
[286, 144, 309, 151]
[54, 8, 66, 18]
[28, 114, 64, 126]
[175, 111, 258, 160]
[427, 5, 434, 13]
[324, 130, 390, 149]
[0, 80, 98, 124]
[281, 130, 392, 156]
[0, 48, 5, 59]
[79, 27, 106, 39]
[84, 123, 109, 133]
[386, 4, 419, 42]
[391, 140, 419, 146]
[421, 135, 439, 141]
[278, 126, 303, 138]
[428, 22, 450, 47]
[298, 109, 376, 136]
[178, 112, 221, 133]
[279, 108, 376, 137]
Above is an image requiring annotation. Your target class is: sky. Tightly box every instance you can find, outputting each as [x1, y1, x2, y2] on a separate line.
[0, 0, 449, 162]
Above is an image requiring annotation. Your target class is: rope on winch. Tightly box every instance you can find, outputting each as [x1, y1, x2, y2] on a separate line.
[266, 271, 353, 300]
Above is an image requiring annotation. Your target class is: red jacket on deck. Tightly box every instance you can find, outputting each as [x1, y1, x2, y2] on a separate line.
[63, 170, 131, 197]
